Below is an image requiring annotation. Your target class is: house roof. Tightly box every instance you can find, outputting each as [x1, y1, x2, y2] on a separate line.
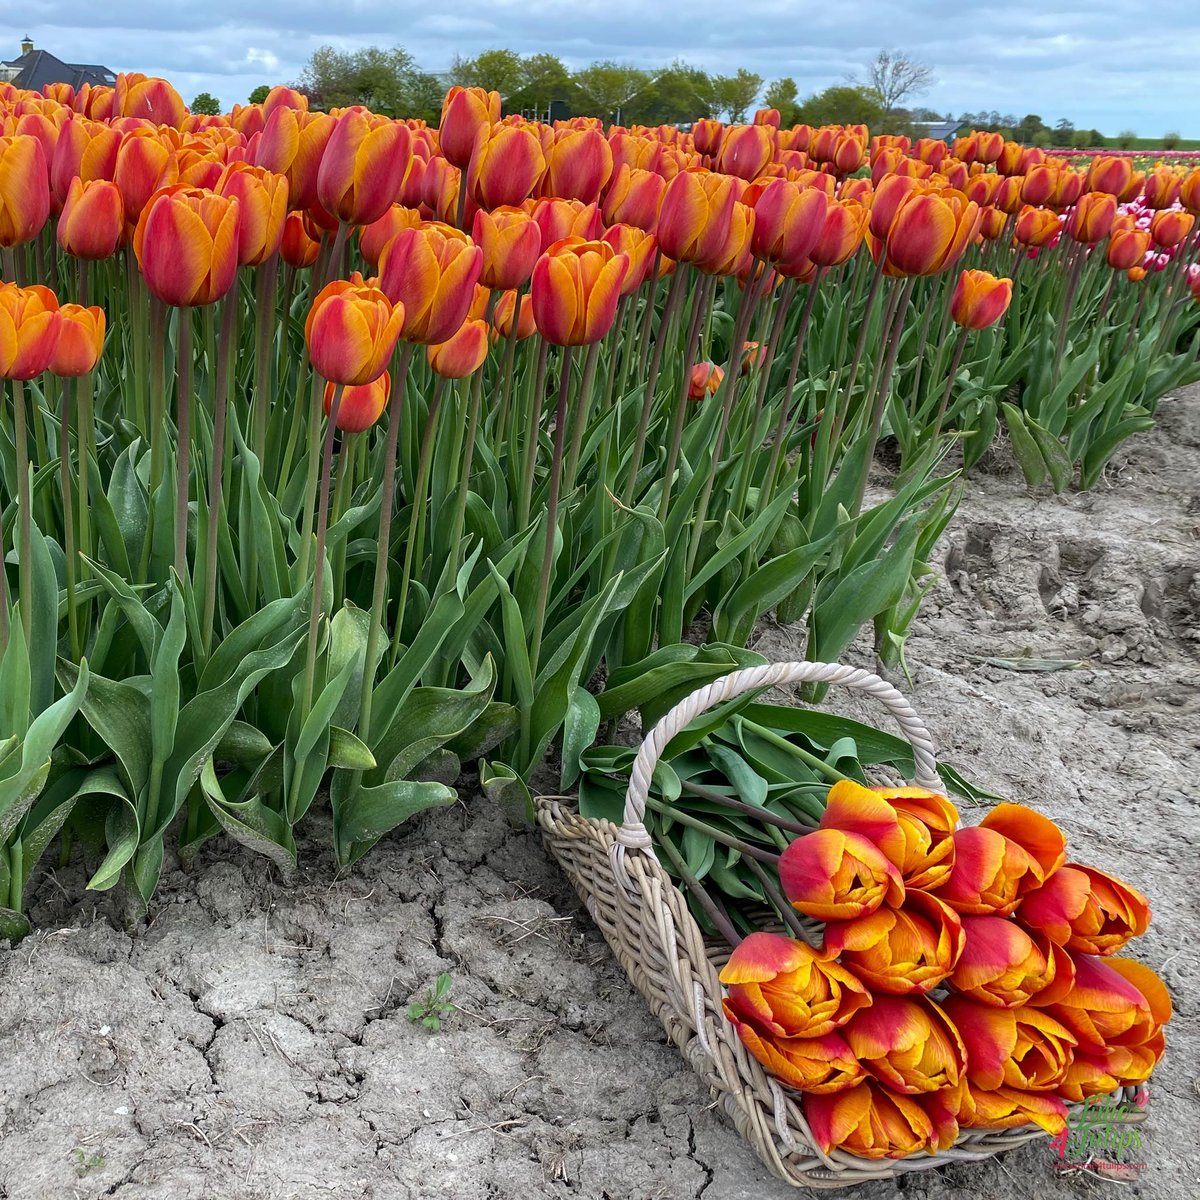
[912, 119, 968, 142]
[0, 48, 116, 91]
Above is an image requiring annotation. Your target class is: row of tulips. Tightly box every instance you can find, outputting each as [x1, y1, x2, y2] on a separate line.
[0, 73, 1197, 935]
[716, 781, 1169, 1160]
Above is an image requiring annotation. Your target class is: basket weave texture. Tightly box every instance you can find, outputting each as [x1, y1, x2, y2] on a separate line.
[535, 661, 1145, 1187]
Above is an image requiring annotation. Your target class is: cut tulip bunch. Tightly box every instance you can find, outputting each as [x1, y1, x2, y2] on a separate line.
[717, 780, 1169, 1160]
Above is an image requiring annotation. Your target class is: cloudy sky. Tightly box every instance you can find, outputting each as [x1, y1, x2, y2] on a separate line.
[6, 2, 1198, 135]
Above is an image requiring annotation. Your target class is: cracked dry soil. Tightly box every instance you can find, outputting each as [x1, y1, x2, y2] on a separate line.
[2, 385, 1199, 1200]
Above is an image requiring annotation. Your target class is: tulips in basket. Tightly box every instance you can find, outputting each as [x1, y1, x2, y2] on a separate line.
[718, 781, 1170, 1160]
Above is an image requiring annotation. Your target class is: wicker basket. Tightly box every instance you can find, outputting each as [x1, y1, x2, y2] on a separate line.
[536, 660, 1146, 1187]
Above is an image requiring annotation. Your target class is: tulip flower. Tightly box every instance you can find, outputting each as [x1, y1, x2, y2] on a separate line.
[1181, 168, 1200, 216]
[842, 995, 966, 1093]
[696, 199, 755, 277]
[942, 996, 1075, 1092]
[378, 223, 483, 345]
[688, 361, 724, 400]
[0, 135, 51, 247]
[656, 168, 740, 265]
[1149, 209, 1195, 249]
[113, 131, 179, 225]
[740, 341, 764, 374]
[280, 209, 320, 268]
[359, 205, 423, 271]
[934, 804, 1065, 915]
[804, 1081, 936, 1160]
[427, 317, 489, 378]
[718, 931, 871, 1040]
[493, 289, 537, 340]
[473, 205, 542, 290]
[948, 915, 1074, 1007]
[467, 124, 546, 210]
[57, 177, 124, 260]
[1065, 191, 1117, 243]
[950, 270, 1013, 331]
[779, 827, 904, 921]
[47, 303, 105, 377]
[747, 178, 828, 268]
[542, 128, 614, 205]
[1086, 155, 1134, 198]
[601, 224, 657, 294]
[115, 72, 186, 128]
[530, 238, 629, 346]
[868, 174, 923, 240]
[807, 198, 870, 267]
[0, 283, 63, 379]
[317, 111, 411, 227]
[960, 1084, 1067, 1134]
[717, 124, 774, 181]
[1014, 205, 1061, 248]
[727, 1023, 864, 1095]
[133, 186, 240, 308]
[216, 163, 288, 266]
[690, 118, 724, 158]
[304, 277, 405, 386]
[439, 86, 500, 170]
[884, 191, 980, 276]
[1017, 863, 1150, 956]
[1142, 167, 1181, 210]
[824, 890, 964, 994]
[1045, 951, 1169, 1056]
[50, 119, 120, 208]
[1106, 228, 1152, 271]
[530, 197, 603, 252]
[323, 371, 390, 432]
[601, 165, 665, 232]
[818, 780, 958, 891]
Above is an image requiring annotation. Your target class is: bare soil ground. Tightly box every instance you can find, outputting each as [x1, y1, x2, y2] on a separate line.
[2, 387, 1198, 1200]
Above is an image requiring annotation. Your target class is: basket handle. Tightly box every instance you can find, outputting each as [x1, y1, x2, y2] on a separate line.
[617, 661, 941, 845]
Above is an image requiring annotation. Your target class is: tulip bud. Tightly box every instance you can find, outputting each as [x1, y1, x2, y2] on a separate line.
[467, 124, 546, 210]
[842, 994, 966, 1093]
[317, 112, 411, 227]
[530, 238, 628, 346]
[960, 1084, 1066, 1134]
[1018, 863, 1150, 955]
[718, 124, 774, 181]
[115, 72, 186, 128]
[216, 163, 288, 266]
[114, 131, 179, 224]
[807, 198, 869, 267]
[133, 186, 240, 308]
[0, 282, 63, 379]
[601, 165, 665, 232]
[439, 86, 501, 170]
[1181, 168, 1200, 216]
[805, 1081, 937, 1160]
[601, 224, 656, 295]
[780, 827, 904, 921]
[1014, 205, 1061, 248]
[885, 192, 981, 276]
[1142, 167, 1181, 210]
[427, 317, 489, 378]
[688, 361, 724, 400]
[1086, 155, 1134, 197]
[280, 209, 321, 268]
[305, 278, 405, 386]
[57, 177, 124, 260]
[1065, 191, 1117, 243]
[323, 371, 390, 432]
[1150, 208, 1195, 248]
[493, 289, 536, 340]
[943, 996, 1075, 1094]
[950, 269, 1013, 330]
[359, 205, 423, 271]
[48, 303, 105, 377]
[0, 135, 51, 247]
[948, 914, 1075, 1007]
[542, 127, 614, 205]
[530, 197, 602, 252]
[656, 168, 740, 265]
[1104, 228, 1151, 271]
[378, 223, 483, 345]
[471, 205, 542, 291]
[50, 119, 120, 209]
[747, 178, 828, 267]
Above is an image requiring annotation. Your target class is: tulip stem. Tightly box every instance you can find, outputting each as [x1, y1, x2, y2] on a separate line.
[448, 365, 484, 573]
[515, 338, 550, 532]
[252, 256, 279, 465]
[843, 253, 886, 404]
[174, 311, 193, 582]
[300, 382, 345, 723]
[643, 796, 782, 865]
[296, 368, 327, 582]
[1052, 243, 1085, 390]
[359, 343, 415, 744]
[744, 856, 819, 946]
[654, 830, 743, 948]
[563, 341, 601, 496]
[140, 297, 167, 583]
[529, 345, 575, 681]
[678, 779, 816, 835]
[392, 376, 446, 663]
[58, 376, 80, 663]
[10, 378, 33, 649]
[931, 327, 970, 445]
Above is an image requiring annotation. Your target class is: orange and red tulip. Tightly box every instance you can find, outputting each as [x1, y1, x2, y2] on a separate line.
[995, 141, 1024, 176]
[492, 288, 536, 340]
[472, 205, 542, 290]
[808, 198, 870, 267]
[323, 371, 390, 432]
[1014, 205, 1060, 247]
[804, 1081, 936, 1160]
[1065, 191, 1117, 243]
[529, 237, 628, 346]
[114, 72, 186, 128]
[824, 890, 964, 994]
[0, 135, 51, 247]
[1105, 228, 1150, 272]
[1086, 155, 1134, 198]
[280, 209, 320, 268]
[57, 177, 124, 260]
[50, 118, 119, 208]
[731, 1026, 865, 1094]
[718, 124, 774, 181]
[868, 174, 922, 240]
[601, 224, 656, 294]
[1018, 863, 1150, 955]
[439, 86, 500, 170]
[542, 127, 614, 205]
[977, 207, 1007, 241]
[842, 994, 966, 1093]
[747, 178, 828, 268]
[655, 168, 740, 265]
[690, 118, 724, 158]
[358, 205, 423, 271]
[696, 199, 755, 277]
[1150, 208, 1194, 248]
[530, 197, 602, 251]
[427, 317, 490, 379]
[959, 1084, 1066, 1134]
[317, 111, 411, 227]
[780, 827, 904, 921]
[378, 223, 483, 346]
[113, 130, 178, 225]
[1142, 167, 1181, 210]
[884, 191, 980, 276]
[601, 165, 665, 232]
[133, 185, 239, 308]
[0, 283, 63, 379]
[1180, 168, 1200, 215]
[942, 996, 1075, 1092]
[719, 930, 871, 1040]
[47, 303, 105, 377]
[467, 124, 546, 210]
[216, 163, 288, 266]
[688, 361, 724, 399]
[950, 270, 1013, 330]
[1045, 951, 1169, 1055]
[948, 914, 1074, 1007]
[304, 277, 404, 386]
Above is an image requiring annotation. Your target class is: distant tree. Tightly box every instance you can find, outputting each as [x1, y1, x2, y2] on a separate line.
[709, 68, 762, 123]
[1015, 113, 1048, 143]
[248, 85, 270, 105]
[508, 52, 574, 117]
[1116, 129, 1137, 149]
[408, 71, 449, 123]
[1052, 117, 1075, 147]
[1071, 129, 1093, 149]
[1032, 129, 1052, 148]
[909, 105, 944, 123]
[633, 60, 713, 125]
[763, 77, 800, 126]
[797, 85, 885, 129]
[1163, 130, 1181, 149]
[856, 49, 933, 117]
[190, 91, 221, 115]
[297, 45, 428, 116]
[571, 61, 651, 123]
[451, 48, 525, 101]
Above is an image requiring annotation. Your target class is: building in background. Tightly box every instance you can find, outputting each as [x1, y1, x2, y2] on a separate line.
[0, 36, 116, 91]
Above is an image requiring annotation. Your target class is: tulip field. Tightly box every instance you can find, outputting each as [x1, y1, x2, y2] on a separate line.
[0, 69, 1197, 1176]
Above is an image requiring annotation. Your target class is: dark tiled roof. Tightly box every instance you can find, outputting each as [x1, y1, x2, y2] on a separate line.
[0, 48, 116, 91]
[913, 120, 968, 142]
